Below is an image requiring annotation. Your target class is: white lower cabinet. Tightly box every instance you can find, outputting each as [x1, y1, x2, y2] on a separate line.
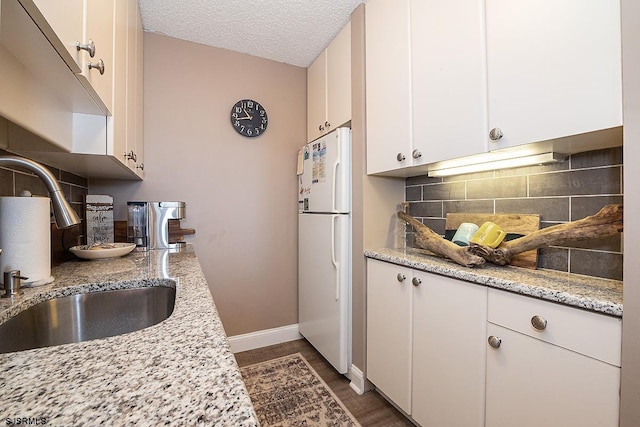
[485, 289, 621, 427]
[412, 271, 487, 427]
[366, 260, 413, 413]
[366, 259, 622, 427]
[366, 259, 487, 424]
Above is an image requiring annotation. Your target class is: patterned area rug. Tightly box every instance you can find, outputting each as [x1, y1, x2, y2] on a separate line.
[240, 353, 361, 426]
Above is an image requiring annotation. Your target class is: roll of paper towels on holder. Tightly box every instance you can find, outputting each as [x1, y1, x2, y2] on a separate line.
[0, 196, 53, 286]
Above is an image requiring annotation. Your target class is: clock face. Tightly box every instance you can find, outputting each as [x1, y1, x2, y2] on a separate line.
[230, 99, 268, 137]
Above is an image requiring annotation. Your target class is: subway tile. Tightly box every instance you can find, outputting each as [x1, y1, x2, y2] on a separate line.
[423, 218, 445, 236]
[538, 247, 568, 272]
[495, 197, 569, 222]
[571, 195, 623, 220]
[15, 172, 48, 197]
[408, 201, 442, 218]
[443, 170, 495, 182]
[60, 170, 88, 187]
[0, 169, 13, 196]
[444, 200, 494, 215]
[571, 147, 622, 169]
[407, 175, 441, 186]
[529, 167, 621, 197]
[70, 185, 88, 203]
[422, 181, 466, 201]
[566, 235, 621, 252]
[569, 250, 622, 281]
[495, 160, 569, 177]
[466, 176, 527, 200]
[405, 185, 422, 201]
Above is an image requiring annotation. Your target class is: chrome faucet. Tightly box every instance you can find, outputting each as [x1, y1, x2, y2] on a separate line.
[0, 155, 81, 228]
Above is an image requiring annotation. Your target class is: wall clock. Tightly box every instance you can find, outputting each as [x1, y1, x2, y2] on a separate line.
[230, 99, 268, 137]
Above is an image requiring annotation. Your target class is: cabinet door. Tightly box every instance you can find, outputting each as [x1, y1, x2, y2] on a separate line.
[133, 5, 144, 177]
[81, 0, 114, 113]
[412, 272, 487, 427]
[108, 0, 127, 161]
[32, 0, 84, 68]
[411, 0, 487, 165]
[307, 51, 327, 142]
[366, 260, 412, 414]
[486, 0, 622, 150]
[486, 323, 620, 427]
[365, 0, 412, 174]
[326, 21, 351, 133]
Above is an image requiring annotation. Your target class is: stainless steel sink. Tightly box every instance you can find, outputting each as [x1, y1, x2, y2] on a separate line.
[0, 285, 176, 354]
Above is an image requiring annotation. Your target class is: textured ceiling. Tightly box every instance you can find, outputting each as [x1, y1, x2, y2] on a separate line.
[137, 0, 366, 68]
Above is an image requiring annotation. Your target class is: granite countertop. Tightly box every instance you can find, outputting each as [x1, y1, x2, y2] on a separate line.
[365, 248, 623, 317]
[0, 245, 259, 426]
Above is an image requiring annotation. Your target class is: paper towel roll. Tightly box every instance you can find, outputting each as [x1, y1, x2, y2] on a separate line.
[0, 196, 53, 286]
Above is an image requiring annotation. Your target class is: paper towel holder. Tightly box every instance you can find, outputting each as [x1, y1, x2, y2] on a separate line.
[0, 155, 80, 228]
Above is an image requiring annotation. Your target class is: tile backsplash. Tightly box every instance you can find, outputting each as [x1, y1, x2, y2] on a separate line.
[405, 147, 623, 280]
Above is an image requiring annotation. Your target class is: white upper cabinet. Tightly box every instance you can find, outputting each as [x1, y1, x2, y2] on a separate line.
[485, 0, 622, 150]
[79, 0, 115, 114]
[365, 0, 412, 174]
[32, 0, 115, 114]
[326, 21, 351, 137]
[31, 0, 84, 70]
[411, 0, 488, 165]
[307, 21, 352, 142]
[365, 0, 623, 175]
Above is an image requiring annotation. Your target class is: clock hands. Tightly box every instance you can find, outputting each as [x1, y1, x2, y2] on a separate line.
[239, 108, 253, 120]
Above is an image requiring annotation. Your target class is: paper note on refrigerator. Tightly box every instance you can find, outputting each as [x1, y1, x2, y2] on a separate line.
[297, 148, 304, 175]
[312, 141, 327, 183]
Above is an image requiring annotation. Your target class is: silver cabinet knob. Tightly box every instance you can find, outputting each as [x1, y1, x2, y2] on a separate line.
[396, 153, 406, 162]
[136, 163, 144, 171]
[325, 121, 331, 128]
[412, 149, 422, 159]
[124, 150, 137, 162]
[489, 128, 503, 141]
[88, 59, 105, 75]
[396, 273, 406, 282]
[76, 39, 95, 57]
[318, 124, 325, 131]
[488, 335, 502, 348]
[412, 277, 421, 287]
[531, 315, 547, 331]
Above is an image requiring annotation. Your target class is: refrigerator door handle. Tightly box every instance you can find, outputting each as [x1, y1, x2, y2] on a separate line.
[331, 214, 340, 301]
[331, 155, 340, 213]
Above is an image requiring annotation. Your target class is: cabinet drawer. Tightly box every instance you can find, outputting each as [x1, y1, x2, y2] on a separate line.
[488, 289, 621, 366]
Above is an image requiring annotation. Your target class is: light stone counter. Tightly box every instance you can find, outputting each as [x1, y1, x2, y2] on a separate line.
[0, 245, 259, 426]
[366, 248, 623, 317]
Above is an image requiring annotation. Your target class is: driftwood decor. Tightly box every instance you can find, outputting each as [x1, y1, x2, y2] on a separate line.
[446, 212, 540, 269]
[398, 204, 623, 268]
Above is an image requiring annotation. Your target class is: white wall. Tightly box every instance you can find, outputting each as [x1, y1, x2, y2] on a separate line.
[91, 33, 307, 336]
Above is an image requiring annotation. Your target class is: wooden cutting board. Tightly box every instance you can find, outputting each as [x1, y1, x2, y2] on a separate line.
[445, 213, 540, 269]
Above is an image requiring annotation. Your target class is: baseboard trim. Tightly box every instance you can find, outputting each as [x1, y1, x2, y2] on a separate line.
[349, 364, 374, 395]
[227, 324, 303, 353]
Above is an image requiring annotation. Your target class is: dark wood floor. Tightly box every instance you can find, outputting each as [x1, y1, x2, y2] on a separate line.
[235, 339, 414, 427]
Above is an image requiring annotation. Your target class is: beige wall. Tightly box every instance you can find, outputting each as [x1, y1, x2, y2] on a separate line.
[91, 33, 306, 336]
[620, 0, 640, 424]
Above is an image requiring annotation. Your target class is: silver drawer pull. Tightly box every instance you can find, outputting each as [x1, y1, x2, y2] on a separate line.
[488, 336, 501, 349]
[396, 273, 406, 283]
[531, 315, 547, 331]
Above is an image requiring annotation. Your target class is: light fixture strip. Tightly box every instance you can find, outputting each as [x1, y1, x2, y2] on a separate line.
[427, 152, 566, 178]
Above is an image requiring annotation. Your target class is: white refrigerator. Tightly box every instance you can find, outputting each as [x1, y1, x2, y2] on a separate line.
[297, 127, 351, 374]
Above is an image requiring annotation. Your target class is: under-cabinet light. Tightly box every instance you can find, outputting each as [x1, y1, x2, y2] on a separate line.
[427, 152, 567, 177]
